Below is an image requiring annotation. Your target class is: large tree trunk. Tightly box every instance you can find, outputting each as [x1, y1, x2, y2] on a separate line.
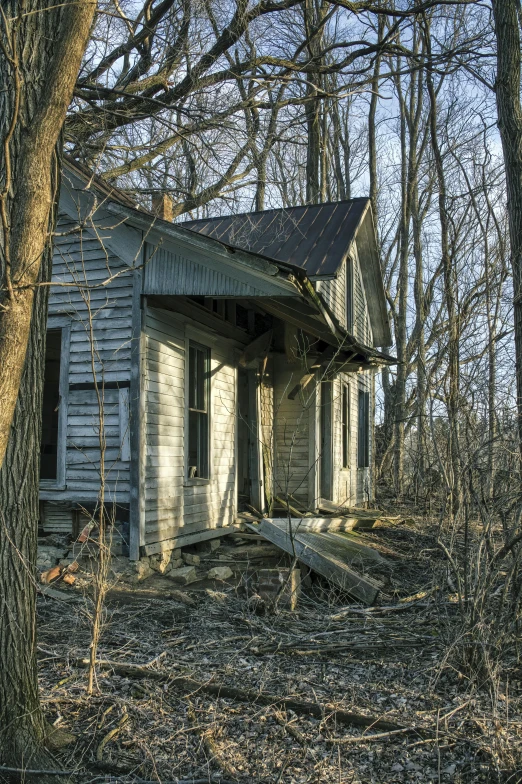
[0, 204, 55, 772]
[491, 0, 522, 466]
[0, 0, 95, 774]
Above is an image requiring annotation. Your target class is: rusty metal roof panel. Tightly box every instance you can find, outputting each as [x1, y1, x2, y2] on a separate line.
[180, 199, 370, 277]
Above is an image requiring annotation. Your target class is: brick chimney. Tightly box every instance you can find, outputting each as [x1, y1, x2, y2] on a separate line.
[151, 193, 173, 222]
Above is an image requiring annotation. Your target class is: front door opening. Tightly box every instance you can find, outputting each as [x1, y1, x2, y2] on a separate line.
[40, 330, 62, 481]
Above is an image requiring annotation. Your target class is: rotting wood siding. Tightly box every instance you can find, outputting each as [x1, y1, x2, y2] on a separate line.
[142, 305, 237, 548]
[43, 215, 134, 504]
[314, 242, 373, 346]
[331, 371, 374, 507]
[272, 354, 314, 508]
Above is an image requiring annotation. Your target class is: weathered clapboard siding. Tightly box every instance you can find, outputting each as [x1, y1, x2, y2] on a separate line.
[352, 243, 373, 346]
[315, 260, 347, 328]
[314, 250, 373, 347]
[43, 215, 135, 504]
[142, 305, 237, 547]
[272, 355, 314, 506]
[325, 370, 375, 508]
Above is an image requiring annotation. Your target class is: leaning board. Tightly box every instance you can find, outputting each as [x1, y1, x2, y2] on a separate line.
[251, 518, 383, 605]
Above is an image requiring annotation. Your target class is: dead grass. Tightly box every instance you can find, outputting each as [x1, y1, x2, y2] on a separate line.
[26, 521, 522, 784]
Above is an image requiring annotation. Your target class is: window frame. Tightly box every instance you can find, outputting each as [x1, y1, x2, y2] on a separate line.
[357, 387, 370, 469]
[40, 320, 70, 490]
[341, 382, 351, 469]
[185, 339, 211, 485]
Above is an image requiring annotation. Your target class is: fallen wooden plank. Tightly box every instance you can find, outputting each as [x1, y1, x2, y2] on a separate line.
[142, 525, 240, 557]
[38, 585, 79, 602]
[267, 516, 359, 533]
[253, 519, 382, 605]
[256, 519, 391, 565]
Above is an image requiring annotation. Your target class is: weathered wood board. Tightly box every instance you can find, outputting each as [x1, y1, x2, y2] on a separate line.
[251, 518, 384, 605]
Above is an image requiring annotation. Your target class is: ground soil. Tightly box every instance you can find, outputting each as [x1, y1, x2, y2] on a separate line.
[25, 520, 522, 784]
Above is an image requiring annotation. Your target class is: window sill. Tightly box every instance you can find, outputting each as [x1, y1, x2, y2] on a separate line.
[184, 478, 211, 487]
[39, 481, 67, 491]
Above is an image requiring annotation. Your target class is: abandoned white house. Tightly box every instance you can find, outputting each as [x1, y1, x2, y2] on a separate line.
[39, 160, 394, 560]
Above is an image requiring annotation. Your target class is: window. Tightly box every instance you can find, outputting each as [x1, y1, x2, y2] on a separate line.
[346, 257, 354, 333]
[40, 330, 62, 481]
[187, 342, 210, 479]
[342, 383, 350, 468]
[357, 389, 370, 468]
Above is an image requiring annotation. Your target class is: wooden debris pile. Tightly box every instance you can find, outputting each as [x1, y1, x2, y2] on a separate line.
[243, 504, 404, 605]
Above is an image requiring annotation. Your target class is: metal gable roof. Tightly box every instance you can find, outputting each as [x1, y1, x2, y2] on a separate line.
[180, 199, 370, 278]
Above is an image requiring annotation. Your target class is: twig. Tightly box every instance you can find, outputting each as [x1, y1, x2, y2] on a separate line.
[0, 767, 73, 777]
[96, 713, 129, 761]
[69, 658, 420, 734]
[325, 727, 422, 743]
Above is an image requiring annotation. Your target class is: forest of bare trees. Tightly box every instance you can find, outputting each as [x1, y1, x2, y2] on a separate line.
[2, 0, 522, 780]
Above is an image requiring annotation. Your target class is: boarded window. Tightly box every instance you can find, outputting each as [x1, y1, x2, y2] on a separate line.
[346, 257, 354, 333]
[187, 342, 210, 479]
[40, 330, 62, 480]
[357, 389, 370, 468]
[342, 383, 350, 468]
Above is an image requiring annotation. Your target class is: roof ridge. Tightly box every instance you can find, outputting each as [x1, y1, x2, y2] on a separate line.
[180, 197, 370, 226]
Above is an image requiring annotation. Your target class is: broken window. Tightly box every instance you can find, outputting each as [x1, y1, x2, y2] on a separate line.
[40, 330, 62, 481]
[342, 383, 350, 468]
[187, 342, 210, 479]
[357, 388, 370, 468]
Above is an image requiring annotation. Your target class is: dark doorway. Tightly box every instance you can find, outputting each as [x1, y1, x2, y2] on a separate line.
[40, 330, 62, 481]
[320, 381, 333, 500]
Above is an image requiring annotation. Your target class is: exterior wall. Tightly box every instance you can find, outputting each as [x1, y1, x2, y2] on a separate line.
[272, 355, 315, 508]
[352, 243, 373, 346]
[331, 370, 374, 507]
[315, 246, 373, 346]
[315, 259, 346, 328]
[142, 305, 237, 549]
[41, 214, 135, 508]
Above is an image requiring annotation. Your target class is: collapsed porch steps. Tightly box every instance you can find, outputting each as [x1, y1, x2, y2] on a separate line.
[247, 518, 392, 605]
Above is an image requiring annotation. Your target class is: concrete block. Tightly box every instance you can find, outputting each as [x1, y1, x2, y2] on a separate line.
[134, 558, 154, 581]
[167, 566, 198, 585]
[182, 552, 200, 566]
[207, 566, 233, 580]
[149, 551, 173, 575]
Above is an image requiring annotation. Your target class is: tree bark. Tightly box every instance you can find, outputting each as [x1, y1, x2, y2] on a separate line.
[491, 0, 522, 467]
[0, 0, 95, 774]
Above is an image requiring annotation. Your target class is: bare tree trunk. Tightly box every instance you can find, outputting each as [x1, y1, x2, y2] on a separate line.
[393, 58, 411, 496]
[491, 0, 522, 468]
[0, 0, 95, 772]
[412, 171, 427, 490]
[368, 16, 384, 220]
[0, 226, 55, 771]
[424, 21, 461, 514]
[304, 0, 327, 204]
